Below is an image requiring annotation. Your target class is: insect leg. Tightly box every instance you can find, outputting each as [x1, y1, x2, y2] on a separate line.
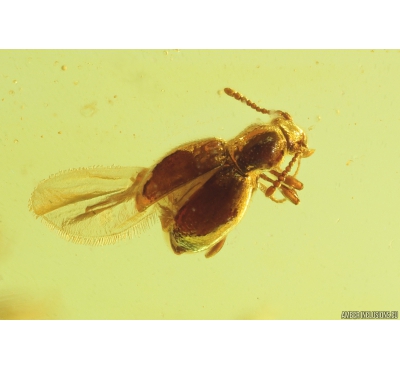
[259, 152, 302, 204]
[279, 184, 300, 205]
[258, 180, 287, 203]
[269, 170, 304, 190]
[205, 237, 227, 258]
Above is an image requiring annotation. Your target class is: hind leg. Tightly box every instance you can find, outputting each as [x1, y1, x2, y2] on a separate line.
[205, 238, 227, 258]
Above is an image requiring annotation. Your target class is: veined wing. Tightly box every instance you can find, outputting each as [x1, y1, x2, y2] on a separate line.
[29, 166, 156, 245]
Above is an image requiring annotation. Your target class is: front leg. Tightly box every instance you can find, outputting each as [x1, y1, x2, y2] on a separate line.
[259, 170, 303, 205]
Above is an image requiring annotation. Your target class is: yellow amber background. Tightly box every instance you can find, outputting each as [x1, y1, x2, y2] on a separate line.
[1, 50, 399, 319]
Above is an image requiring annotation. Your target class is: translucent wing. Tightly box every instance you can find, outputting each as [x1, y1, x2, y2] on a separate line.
[29, 166, 157, 245]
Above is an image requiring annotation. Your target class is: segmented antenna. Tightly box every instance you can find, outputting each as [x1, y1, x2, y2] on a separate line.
[224, 88, 290, 120]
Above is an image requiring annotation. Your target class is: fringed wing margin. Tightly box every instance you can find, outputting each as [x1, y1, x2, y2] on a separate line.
[29, 166, 156, 245]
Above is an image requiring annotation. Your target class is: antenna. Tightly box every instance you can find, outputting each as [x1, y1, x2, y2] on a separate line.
[224, 87, 290, 120]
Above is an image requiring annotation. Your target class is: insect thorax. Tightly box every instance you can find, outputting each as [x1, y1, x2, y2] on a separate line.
[227, 124, 287, 174]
